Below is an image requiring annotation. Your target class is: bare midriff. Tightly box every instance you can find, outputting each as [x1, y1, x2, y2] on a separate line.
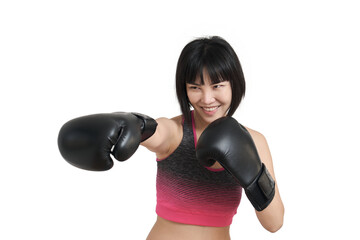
[146, 216, 231, 240]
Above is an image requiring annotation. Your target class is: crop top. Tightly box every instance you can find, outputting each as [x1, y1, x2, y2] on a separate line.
[155, 112, 242, 227]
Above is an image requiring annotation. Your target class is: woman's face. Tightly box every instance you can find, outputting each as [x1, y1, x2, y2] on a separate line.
[186, 70, 232, 126]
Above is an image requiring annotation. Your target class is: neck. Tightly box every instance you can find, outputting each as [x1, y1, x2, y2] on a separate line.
[192, 111, 209, 133]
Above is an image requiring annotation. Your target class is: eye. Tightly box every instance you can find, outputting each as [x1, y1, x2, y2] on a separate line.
[213, 84, 223, 89]
[188, 85, 200, 90]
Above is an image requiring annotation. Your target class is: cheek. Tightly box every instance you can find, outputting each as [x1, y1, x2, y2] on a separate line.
[186, 92, 198, 104]
[225, 88, 232, 103]
[219, 89, 232, 104]
[226, 93, 232, 104]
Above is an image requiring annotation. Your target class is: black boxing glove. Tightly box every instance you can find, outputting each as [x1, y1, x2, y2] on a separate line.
[196, 117, 275, 211]
[58, 112, 157, 171]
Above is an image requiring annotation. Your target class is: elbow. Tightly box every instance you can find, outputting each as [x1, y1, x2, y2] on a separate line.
[256, 195, 285, 233]
[264, 211, 284, 233]
[260, 208, 285, 233]
[266, 221, 283, 233]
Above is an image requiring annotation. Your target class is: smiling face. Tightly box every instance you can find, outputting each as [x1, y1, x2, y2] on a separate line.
[176, 37, 246, 125]
[186, 69, 232, 128]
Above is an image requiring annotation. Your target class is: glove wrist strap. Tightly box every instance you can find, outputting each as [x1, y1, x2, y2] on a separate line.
[245, 163, 276, 211]
[131, 112, 158, 142]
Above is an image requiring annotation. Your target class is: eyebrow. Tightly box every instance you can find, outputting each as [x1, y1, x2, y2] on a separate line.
[187, 82, 201, 86]
[187, 82, 224, 86]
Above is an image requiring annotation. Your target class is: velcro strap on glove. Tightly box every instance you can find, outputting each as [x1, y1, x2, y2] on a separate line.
[245, 163, 275, 211]
[131, 112, 158, 142]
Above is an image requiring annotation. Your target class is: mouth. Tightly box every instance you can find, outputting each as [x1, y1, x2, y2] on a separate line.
[201, 106, 220, 114]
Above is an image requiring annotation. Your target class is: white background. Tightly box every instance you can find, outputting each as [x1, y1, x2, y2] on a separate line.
[1, 0, 359, 239]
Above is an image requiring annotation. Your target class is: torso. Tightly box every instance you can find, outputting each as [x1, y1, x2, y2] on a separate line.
[149, 115, 235, 239]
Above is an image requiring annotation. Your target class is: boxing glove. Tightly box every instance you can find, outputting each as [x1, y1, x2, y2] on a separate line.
[196, 117, 275, 211]
[58, 112, 157, 171]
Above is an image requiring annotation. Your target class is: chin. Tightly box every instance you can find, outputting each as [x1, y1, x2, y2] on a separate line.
[201, 111, 227, 122]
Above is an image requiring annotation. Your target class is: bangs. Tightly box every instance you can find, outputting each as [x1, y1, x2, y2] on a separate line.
[185, 57, 230, 85]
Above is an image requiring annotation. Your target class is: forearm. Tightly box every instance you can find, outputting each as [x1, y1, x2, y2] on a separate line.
[255, 183, 284, 232]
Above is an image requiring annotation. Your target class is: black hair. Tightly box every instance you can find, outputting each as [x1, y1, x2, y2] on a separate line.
[176, 36, 246, 123]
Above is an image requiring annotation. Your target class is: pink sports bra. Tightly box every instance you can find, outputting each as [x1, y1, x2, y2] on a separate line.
[155, 112, 242, 227]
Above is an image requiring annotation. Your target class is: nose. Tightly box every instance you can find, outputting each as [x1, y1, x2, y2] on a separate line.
[201, 89, 215, 104]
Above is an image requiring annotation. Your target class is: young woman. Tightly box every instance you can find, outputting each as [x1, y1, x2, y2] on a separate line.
[58, 36, 284, 240]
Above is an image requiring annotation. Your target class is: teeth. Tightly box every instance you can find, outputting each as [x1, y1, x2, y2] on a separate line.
[203, 106, 218, 111]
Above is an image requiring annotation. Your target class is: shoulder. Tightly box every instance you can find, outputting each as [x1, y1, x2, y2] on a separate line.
[155, 115, 184, 158]
[244, 126, 267, 147]
[156, 115, 183, 133]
